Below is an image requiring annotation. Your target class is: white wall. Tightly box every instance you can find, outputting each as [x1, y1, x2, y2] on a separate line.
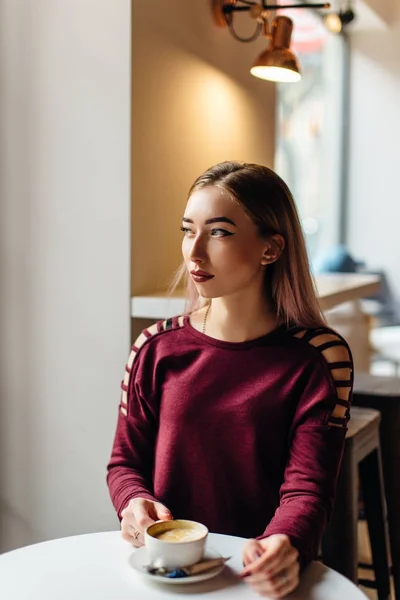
[347, 10, 400, 297]
[0, 0, 131, 551]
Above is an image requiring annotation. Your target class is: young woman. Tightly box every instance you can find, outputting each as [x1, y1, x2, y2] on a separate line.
[107, 162, 353, 598]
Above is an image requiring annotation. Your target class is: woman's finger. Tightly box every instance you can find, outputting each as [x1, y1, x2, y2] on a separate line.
[131, 535, 145, 548]
[259, 546, 299, 578]
[242, 539, 264, 566]
[269, 564, 300, 598]
[273, 560, 299, 587]
[152, 501, 173, 521]
[249, 578, 298, 600]
[245, 562, 300, 599]
[121, 522, 145, 547]
[121, 527, 144, 547]
[121, 515, 144, 548]
[267, 562, 301, 595]
[241, 548, 299, 586]
[133, 507, 156, 532]
[242, 570, 271, 585]
[240, 543, 286, 577]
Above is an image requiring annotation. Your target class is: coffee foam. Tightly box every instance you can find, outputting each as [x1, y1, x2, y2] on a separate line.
[154, 528, 202, 543]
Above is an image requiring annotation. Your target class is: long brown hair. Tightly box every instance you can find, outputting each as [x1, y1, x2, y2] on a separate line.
[171, 161, 326, 329]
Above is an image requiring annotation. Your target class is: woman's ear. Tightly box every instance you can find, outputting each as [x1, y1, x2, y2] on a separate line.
[261, 234, 285, 265]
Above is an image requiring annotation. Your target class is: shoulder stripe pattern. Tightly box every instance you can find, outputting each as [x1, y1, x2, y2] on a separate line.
[118, 317, 184, 417]
[291, 328, 353, 429]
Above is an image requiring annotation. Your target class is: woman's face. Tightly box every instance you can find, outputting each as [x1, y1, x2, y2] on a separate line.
[182, 186, 271, 300]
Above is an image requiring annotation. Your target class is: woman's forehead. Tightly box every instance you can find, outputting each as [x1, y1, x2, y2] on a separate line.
[185, 186, 241, 219]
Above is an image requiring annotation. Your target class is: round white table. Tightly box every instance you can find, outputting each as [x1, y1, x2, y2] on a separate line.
[0, 531, 367, 599]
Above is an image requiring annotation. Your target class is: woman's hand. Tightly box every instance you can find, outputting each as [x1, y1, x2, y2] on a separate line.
[240, 534, 300, 598]
[120, 497, 173, 547]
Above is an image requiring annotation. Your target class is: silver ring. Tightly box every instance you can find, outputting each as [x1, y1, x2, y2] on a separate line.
[281, 570, 288, 585]
[133, 529, 140, 540]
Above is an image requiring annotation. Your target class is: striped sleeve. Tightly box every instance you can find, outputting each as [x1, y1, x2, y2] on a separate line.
[259, 328, 353, 569]
[292, 327, 353, 428]
[106, 319, 176, 518]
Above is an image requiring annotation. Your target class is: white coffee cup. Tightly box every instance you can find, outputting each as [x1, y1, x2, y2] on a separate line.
[145, 519, 208, 569]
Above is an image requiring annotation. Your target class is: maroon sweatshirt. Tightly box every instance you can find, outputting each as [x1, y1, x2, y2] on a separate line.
[107, 315, 353, 567]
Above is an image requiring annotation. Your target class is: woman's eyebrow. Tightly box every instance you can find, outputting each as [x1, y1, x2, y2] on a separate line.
[182, 216, 237, 226]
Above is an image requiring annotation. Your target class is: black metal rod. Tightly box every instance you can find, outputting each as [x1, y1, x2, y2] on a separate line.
[276, 2, 330, 6]
[224, 6, 253, 11]
[224, 3, 330, 12]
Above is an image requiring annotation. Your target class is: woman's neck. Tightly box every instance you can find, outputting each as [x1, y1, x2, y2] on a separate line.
[200, 294, 278, 343]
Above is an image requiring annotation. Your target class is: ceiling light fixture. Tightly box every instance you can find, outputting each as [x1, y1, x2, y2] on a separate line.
[251, 16, 301, 82]
[211, 0, 331, 83]
[323, 5, 355, 34]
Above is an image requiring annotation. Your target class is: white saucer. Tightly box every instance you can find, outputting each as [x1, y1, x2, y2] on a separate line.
[128, 547, 226, 585]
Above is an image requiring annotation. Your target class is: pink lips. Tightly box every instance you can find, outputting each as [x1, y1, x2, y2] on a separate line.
[190, 270, 214, 283]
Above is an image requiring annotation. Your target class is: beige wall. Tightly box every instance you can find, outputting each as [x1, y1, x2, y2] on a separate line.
[360, 0, 398, 24]
[131, 0, 276, 295]
[347, 10, 400, 296]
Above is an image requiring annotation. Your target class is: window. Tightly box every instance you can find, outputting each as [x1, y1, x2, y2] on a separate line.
[274, 8, 347, 265]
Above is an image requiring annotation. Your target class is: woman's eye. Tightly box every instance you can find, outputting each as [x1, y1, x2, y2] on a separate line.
[180, 226, 193, 236]
[211, 228, 233, 237]
[180, 226, 233, 238]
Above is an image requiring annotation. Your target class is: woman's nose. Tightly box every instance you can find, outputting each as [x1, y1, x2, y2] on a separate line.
[189, 236, 207, 263]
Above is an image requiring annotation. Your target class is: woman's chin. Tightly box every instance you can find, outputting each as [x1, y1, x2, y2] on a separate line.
[193, 283, 216, 297]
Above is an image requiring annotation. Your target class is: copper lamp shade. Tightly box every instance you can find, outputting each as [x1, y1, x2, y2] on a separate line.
[250, 16, 301, 83]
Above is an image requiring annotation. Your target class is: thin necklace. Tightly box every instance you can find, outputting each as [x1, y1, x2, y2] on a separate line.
[202, 302, 211, 334]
